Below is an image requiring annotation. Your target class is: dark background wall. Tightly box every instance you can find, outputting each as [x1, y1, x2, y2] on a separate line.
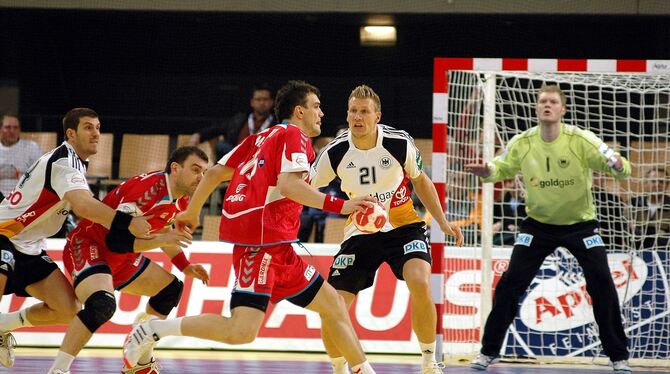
[1, 8, 669, 138]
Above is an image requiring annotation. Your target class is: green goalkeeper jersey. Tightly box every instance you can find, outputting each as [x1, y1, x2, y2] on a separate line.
[483, 123, 631, 225]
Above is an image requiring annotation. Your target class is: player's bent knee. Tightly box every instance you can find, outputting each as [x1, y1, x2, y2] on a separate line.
[77, 290, 116, 333]
[148, 277, 183, 316]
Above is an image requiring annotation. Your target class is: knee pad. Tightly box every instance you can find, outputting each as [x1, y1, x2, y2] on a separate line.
[148, 277, 183, 316]
[77, 290, 116, 333]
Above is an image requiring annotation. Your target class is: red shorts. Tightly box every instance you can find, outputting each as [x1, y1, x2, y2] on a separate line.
[232, 243, 320, 306]
[62, 226, 148, 290]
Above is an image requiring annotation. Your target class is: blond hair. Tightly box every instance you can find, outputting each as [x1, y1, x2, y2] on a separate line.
[349, 85, 381, 112]
[537, 85, 567, 106]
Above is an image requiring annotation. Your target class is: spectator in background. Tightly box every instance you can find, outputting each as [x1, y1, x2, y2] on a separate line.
[492, 178, 526, 246]
[630, 167, 670, 249]
[189, 84, 275, 160]
[0, 114, 42, 197]
[592, 172, 629, 249]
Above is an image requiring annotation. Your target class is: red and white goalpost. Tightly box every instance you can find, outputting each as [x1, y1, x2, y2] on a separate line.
[431, 57, 670, 366]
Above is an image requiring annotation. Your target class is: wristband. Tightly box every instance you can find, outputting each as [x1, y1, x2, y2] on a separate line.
[322, 195, 345, 214]
[171, 252, 190, 272]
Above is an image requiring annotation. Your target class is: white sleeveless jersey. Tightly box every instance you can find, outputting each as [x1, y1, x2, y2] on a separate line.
[311, 124, 424, 241]
[0, 141, 90, 255]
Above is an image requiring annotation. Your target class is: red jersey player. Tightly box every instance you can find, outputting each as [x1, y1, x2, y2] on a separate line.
[50, 146, 210, 374]
[123, 81, 378, 374]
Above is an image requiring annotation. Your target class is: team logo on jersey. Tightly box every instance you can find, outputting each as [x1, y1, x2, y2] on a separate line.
[1, 250, 15, 270]
[379, 156, 393, 169]
[403, 240, 428, 254]
[258, 158, 265, 168]
[515, 233, 534, 246]
[558, 157, 570, 168]
[582, 234, 604, 249]
[16, 211, 36, 222]
[236, 184, 247, 193]
[393, 186, 410, 207]
[291, 153, 309, 169]
[332, 254, 355, 269]
[70, 175, 86, 185]
[346, 161, 356, 169]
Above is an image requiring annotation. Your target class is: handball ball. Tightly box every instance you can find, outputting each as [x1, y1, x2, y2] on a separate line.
[352, 201, 387, 233]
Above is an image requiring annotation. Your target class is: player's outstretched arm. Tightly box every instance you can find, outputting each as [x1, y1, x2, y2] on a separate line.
[132, 228, 193, 253]
[65, 189, 151, 238]
[160, 245, 210, 285]
[464, 163, 490, 178]
[411, 172, 464, 246]
[277, 171, 375, 214]
[176, 164, 234, 229]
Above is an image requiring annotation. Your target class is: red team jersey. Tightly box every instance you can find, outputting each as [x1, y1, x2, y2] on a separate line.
[63, 171, 188, 287]
[218, 124, 314, 246]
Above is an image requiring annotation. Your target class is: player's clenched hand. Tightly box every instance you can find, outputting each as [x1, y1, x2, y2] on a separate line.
[175, 210, 200, 231]
[464, 163, 490, 178]
[158, 228, 192, 249]
[441, 221, 464, 247]
[184, 264, 210, 285]
[129, 215, 154, 239]
[340, 195, 376, 215]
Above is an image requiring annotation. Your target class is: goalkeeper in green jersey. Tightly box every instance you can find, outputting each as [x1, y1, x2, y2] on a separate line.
[465, 85, 632, 373]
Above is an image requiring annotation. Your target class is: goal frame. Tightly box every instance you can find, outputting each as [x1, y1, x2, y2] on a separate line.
[430, 57, 670, 361]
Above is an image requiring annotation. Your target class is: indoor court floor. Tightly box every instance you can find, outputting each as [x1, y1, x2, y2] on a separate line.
[3, 349, 668, 373]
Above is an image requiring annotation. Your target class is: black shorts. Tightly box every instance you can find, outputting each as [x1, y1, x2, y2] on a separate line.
[328, 222, 431, 294]
[0, 235, 59, 297]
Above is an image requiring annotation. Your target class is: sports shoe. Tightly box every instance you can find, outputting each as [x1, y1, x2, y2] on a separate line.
[0, 331, 16, 368]
[611, 360, 632, 373]
[122, 358, 161, 374]
[469, 353, 496, 370]
[422, 361, 445, 373]
[123, 321, 160, 369]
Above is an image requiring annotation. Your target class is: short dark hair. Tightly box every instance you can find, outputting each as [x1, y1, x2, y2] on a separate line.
[645, 166, 668, 179]
[164, 146, 209, 173]
[62, 108, 99, 134]
[274, 80, 320, 122]
[251, 83, 274, 99]
[0, 111, 18, 119]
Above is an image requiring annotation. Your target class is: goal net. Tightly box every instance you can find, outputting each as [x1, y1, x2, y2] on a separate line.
[444, 70, 670, 367]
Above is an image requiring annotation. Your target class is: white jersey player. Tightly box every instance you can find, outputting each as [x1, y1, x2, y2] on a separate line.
[0, 108, 152, 372]
[311, 85, 463, 374]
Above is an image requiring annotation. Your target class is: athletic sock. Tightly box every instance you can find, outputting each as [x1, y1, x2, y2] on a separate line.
[351, 360, 376, 374]
[0, 309, 32, 331]
[330, 356, 348, 374]
[49, 350, 75, 372]
[419, 340, 437, 367]
[150, 317, 183, 339]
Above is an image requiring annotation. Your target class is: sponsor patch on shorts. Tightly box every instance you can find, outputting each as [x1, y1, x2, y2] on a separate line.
[403, 240, 428, 254]
[583, 234, 604, 249]
[304, 265, 316, 281]
[515, 233, 534, 247]
[0, 250, 14, 270]
[332, 254, 355, 269]
[258, 253, 272, 285]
